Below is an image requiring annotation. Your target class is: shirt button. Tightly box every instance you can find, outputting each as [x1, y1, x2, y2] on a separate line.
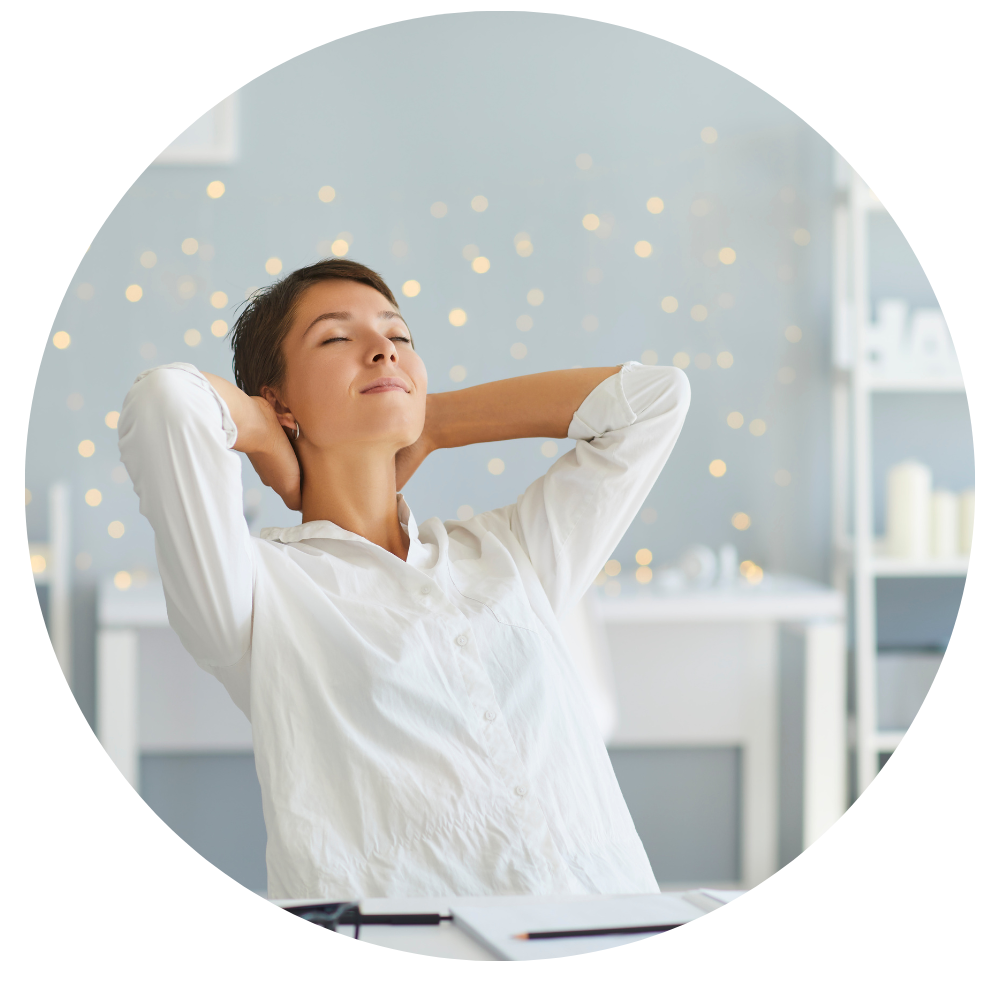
[484, 710, 496, 722]
[455, 634, 469, 647]
[514, 785, 527, 797]
[420, 585, 431, 595]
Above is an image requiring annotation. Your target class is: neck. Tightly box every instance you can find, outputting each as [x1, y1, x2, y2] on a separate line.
[298, 442, 409, 560]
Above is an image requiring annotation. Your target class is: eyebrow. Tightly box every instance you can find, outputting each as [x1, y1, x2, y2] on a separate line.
[302, 310, 406, 337]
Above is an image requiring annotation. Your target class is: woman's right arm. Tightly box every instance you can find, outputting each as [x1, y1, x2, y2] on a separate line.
[118, 363, 283, 718]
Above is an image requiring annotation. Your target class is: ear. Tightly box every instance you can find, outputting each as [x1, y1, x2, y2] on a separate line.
[260, 386, 298, 434]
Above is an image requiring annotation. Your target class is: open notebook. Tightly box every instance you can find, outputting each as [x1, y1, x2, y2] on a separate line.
[450, 893, 711, 961]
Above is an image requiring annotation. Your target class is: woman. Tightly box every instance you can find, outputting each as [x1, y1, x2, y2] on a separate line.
[119, 258, 691, 901]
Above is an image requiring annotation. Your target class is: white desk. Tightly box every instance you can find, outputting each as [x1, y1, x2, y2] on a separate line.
[273, 891, 723, 961]
[591, 574, 846, 888]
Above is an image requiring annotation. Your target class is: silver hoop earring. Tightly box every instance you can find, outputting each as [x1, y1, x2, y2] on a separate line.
[294, 422, 300, 441]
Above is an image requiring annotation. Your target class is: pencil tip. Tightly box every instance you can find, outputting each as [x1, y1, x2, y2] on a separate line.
[513, 933, 528, 939]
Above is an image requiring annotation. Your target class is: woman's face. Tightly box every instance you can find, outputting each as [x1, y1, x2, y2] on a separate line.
[275, 279, 428, 454]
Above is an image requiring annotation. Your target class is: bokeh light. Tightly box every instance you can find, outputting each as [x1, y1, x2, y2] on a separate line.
[449, 365, 466, 383]
[718, 247, 736, 265]
[785, 325, 803, 342]
[701, 126, 718, 143]
[540, 441, 558, 458]
[472, 256, 490, 273]
[775, 469, 792, 486]
[52, 331, 70, 349]
[514, 235, 533, 257]
[694, 353, 712, 369]
[67, 393, 84, 411]
[604, 559, 621, 577]
[430, 202, 448, 218]
[77, 439, 95, 458]
[471, 195, 488, 212]
[691, 199, 710, 216]
[264, 257, 283, 275]
[210, 291, 228, 308]
[636, 567, 653, 584]
[510, 343, 527, 360]
[207, 181, 226, 199]
[793, 228, 811, 246]
[661, 296, 678, 313]
[487, 458, 505, 475]
[184, 329, 202, 347]
[108, 521, 125, 539]
[640, 350, 658, 365]
[526, 288, 544, 306]
[672, 352, 690, 369]
[690, 304, 708, 321]
[31, 554, 46, 574]
[646, 197, 664, 214]
[582, 315, 599, 332]
[462, 244, 479, 261]
[139, 251, 157, 268]
[75, 552, 92, 571]
[640, 508, 657, 524]
[211, 320, 228, 338]
[317, 185, 336, 203]
[777, 367, 796, 384]
[582, 214, 600, 231]
[181, 238, 199, 255]
[448, 309, 467, 327]
[516, 315, 533, 332]
[125, 284, 143, 302]
[717, 351, 734, 368]
[634, 241, 652, 258]
[105, 411, 119, 429]
[635, 548, 653, 566]
[732, 512, 751, 530]
[749, 419, 767, 436]
[331, 239, 349, 256]
[85, 489, 102, 507]
[457, 505, 474, 520]
[401, 280, 421, 298]
[709, 459, 727, 477]
[114, 570, 132, 590]
[575, 153, 593, 169]
[727, 411, 744, 429]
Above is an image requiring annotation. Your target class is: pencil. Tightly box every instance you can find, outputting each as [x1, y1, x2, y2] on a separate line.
[513, 923, 682, 940]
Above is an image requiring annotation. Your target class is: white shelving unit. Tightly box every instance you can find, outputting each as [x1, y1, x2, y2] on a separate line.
[831, 156, 967, 795]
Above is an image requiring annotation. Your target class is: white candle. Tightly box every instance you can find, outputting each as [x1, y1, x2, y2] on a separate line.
[930, 490, 958, 558]
[959, 489, 975, 555]
[886, 460, 932, 559]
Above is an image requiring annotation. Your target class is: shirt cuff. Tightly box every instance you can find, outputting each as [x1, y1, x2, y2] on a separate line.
[567, 361, 641, 441]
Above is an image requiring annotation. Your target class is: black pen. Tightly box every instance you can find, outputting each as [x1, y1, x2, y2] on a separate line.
[513, 922, 682, 940]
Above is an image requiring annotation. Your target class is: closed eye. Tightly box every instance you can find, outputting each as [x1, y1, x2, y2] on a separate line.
[321, 336, 349, 345]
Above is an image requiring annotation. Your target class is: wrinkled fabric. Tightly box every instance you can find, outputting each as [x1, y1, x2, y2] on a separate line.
[119, 361, 691, 900]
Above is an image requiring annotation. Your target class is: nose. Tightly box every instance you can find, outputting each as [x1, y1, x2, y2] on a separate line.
[369, 333, 398, 365]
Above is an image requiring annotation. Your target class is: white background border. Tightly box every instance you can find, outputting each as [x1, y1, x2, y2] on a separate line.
[3, 2, 997, 995]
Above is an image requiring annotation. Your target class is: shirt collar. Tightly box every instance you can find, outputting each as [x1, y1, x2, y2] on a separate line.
[259, 494, 425, 561]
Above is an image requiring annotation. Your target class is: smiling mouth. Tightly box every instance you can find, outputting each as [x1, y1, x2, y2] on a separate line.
[360, 377, 410, 394]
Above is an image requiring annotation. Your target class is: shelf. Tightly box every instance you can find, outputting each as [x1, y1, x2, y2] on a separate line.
[866, 376, 965, 393]
[868, 557, 968, 578]
[871, 730, 906, 752]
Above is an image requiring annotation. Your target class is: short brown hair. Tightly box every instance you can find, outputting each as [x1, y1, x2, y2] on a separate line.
[229, 258, 403, 396]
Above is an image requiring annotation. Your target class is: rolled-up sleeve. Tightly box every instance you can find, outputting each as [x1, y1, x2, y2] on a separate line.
[507, 362, 691, 618]
[118, 362, 254, 717]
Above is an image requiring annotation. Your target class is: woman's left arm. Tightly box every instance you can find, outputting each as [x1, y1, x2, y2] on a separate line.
[397, 363, 692, 617]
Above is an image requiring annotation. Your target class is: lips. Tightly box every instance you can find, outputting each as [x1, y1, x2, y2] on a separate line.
[360, 377, 410, 394]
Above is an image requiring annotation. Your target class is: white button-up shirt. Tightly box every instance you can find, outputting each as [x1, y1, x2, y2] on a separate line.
[118, 361, 691, 900]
